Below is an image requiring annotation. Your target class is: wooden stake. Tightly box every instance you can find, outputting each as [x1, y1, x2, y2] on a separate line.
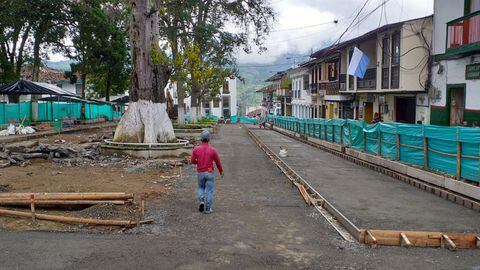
[456, 141, 462, 180]
[423, 136, 428, 169]
[441, 234, 457, 251]
[30, 193, 35, 222]
[400, 232, 411, 247]
[378, 130, 382, 156]
[140, 196, 145, 219]
[366, 230, 377, 247]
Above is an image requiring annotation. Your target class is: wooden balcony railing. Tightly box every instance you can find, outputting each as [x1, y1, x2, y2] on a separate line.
[319, 81, 340, 95]
[447, 11, 480, 55]
[357, 68, 377, 90]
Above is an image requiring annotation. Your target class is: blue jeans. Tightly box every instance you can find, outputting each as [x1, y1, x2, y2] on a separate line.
[198, 172, 215, 210]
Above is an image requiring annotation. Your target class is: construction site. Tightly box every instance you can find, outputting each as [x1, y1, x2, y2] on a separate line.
[0, 122, 478, 269]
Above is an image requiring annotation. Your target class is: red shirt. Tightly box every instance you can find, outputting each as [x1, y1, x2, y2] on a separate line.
[191, 143, 223, 174]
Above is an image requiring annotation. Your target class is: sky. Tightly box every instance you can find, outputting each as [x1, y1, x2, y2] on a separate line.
[236, 0, 433, 64]
[49, 0, 434, 65]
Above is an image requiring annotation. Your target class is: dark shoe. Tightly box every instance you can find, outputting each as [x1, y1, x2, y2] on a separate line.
[199, 202, 205, 212]
[204, 208, 213, 214]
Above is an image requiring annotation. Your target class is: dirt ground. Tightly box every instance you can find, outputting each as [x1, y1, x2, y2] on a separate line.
[0, 128, 184, 233]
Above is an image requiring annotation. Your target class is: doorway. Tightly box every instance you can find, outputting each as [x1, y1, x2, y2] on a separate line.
[364, 102, 373, 123]
[448, 85, 465, 126]
[395, 96, 416, 124]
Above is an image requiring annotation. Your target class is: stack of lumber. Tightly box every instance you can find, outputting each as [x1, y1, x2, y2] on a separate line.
[0, 192, 133, 207]
[0, 192, 152, 227]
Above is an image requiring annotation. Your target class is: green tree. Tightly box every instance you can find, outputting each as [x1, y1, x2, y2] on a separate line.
[0, 0, 31, 83]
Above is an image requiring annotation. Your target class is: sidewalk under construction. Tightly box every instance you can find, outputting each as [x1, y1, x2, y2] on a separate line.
[248, 127, 480, 249]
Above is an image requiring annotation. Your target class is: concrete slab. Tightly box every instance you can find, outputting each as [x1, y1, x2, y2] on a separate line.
[251, 128, 480, 233]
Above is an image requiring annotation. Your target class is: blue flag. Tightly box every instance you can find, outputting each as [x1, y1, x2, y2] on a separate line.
[347, 47, 371, 79]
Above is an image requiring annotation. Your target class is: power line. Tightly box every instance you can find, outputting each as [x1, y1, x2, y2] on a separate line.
[270, 16, 351, 33]
[333, 0, 372, 45]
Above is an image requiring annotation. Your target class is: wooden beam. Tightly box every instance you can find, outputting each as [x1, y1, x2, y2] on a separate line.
[360, 230, 480, 249]
[400, 232, 411, 247]
[442, 234, 457, 251]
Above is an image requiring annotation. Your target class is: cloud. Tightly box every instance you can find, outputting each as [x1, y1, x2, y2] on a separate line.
[236, 0, 433, 64]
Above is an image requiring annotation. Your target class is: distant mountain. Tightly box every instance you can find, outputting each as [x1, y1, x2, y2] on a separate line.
[45, 60, 74, 71]
[235, 52, 310, 113]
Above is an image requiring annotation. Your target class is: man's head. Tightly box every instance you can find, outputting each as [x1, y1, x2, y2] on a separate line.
[201, 129, 210, 142]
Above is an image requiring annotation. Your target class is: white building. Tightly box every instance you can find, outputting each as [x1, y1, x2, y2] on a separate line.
[169, 77, 238, 120]
[290, 67, 312, 118]
[430, 0, 480, 126]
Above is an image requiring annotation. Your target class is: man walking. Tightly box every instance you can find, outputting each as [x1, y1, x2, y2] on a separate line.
[191, 130, 224, 214]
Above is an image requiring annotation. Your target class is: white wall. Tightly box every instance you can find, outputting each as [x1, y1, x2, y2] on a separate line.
[431, 55, 480, 110]
[433, 0, 464, 55]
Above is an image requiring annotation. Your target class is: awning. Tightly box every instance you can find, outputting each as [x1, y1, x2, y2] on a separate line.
[0, 80, 79, 97]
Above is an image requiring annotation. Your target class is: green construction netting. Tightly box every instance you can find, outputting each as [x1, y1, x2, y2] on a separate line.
[1, 101, 123, 125]
[270, 116, 480, 183]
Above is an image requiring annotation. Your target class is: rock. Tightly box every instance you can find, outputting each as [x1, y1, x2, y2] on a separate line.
[22, 153, 48, 159]
[10, 154, 25, 162]
[4, 140, 39, 152]
[20, 160, 31, 167]
[0, 161, 11, 168]
[0, 152, 9, 159]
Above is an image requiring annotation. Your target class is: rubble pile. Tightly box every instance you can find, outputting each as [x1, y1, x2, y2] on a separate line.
[0, 134, 189, 169]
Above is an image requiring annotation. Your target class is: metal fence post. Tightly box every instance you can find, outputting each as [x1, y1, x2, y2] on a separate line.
[396, 133, 400, 161]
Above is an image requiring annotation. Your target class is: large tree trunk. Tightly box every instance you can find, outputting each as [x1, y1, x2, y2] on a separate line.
[113, 0, 175, 143]
[31, 32, 43, 122]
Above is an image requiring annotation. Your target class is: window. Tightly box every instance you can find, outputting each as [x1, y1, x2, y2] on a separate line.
[222, 96, 230, 108]
[303, 75, 309, 90]
[391, 32, 400, 89]
[381, 36, 390, 89]
[213, 98, 220, 108]
[469, 0, 480, 13]
[203, 100, 210, 109]
[223, 81, 230, 94]
[391, 32, 400, 66]
[327, 62, 337, 81]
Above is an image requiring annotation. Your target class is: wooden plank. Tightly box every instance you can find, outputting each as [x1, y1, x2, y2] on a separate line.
[366, 229, 478, 249]
[396, 133, 400, 161]
[400, 232, 411, 247]
[442, 234, 457, 251]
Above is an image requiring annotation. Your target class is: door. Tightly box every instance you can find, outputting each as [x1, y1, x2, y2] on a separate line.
[328, 103, 334, 118]
[449, 87, 465, 126]
[364, 102, 373, 123]
[395, 96, 416, 124]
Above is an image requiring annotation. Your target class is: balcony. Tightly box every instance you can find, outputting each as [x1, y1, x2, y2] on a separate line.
[319, 81, 340, 96]
[357, 68, 377, 90]
[447, 11, 480, 55]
